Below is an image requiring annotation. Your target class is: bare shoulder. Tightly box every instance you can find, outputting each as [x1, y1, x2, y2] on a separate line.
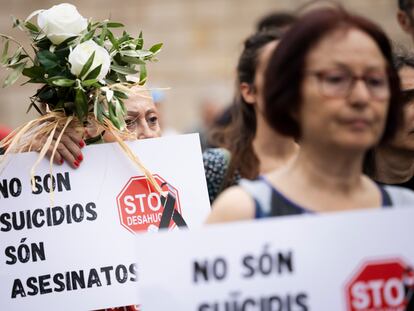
[205, 186, 256, 224]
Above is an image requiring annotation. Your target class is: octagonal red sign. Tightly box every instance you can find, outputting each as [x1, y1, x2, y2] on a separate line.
[116, 174, 182, 233]
[345, 258, 413, 311]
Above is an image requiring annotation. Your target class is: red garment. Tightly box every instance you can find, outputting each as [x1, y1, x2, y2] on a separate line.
[0, 125, 11, 140]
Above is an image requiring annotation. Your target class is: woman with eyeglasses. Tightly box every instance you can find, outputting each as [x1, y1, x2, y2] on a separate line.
[207, 7, 414, 223]
[364, 49, 414, 190]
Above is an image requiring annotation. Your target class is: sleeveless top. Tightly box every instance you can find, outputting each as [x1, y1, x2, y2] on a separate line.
[239, 176, 414, 218]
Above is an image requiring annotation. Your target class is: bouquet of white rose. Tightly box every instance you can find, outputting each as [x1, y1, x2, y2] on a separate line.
[0, 3, 164, 193]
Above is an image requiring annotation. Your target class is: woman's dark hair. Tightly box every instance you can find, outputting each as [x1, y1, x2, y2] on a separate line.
[394, 47, 414, 105]
[256, 12, 297, 32]
[264, 7, 402, 144]
[399, 0, 414, 12]
[210, 30, 281, 187]
[394, 45, 414, 70]
[364, 46, 414, 177]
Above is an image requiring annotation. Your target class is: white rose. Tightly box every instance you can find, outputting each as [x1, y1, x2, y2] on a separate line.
[37, 3, 87, 45]
[68, 40, 111, 80]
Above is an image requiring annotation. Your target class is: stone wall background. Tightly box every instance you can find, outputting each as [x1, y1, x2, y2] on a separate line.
[0, 0, 410, 131]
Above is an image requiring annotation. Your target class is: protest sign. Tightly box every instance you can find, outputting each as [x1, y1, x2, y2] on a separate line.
[136, 207, 414, 310]
[0, 133, 210, 310]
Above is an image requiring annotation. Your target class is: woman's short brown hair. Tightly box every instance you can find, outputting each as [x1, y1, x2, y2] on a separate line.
[264, 7, 402, 142]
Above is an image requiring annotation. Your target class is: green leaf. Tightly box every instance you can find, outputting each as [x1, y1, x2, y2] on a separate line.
[55, 36, 78, 50]
[113, 97, 123, 116]
[82, 29, 96, 42]
[84, 64, 102, 80]
[104, 73, 117, 84]
[82, 79, 99, 87]
[108, 100, 121, 129]
[47, 75, 69, 81]
[93, 95, 104, 123]
[116, 72, 127, 83]
[50, 78, 75, 87]
[1, 40, 9, 65]
[136, 31, 143, 50]
[118, 32, 131, 45]
[75, 88, 88, 121]
[110, 64, 137, 75]
[3, 61, 26, 87]
[120, 41, 136, 50]
[114, 99, 126, 130]
[22, 65, 44, 78]
[54, 47, 70, 59]
[99, 24, 107, 46]
[120, 55, 145, 65]
[120, 49, 152, 58]
[35, 37, 52, 50]
[89, 21, 100, 31]
[119, 98, 126, 113]
[12, 17, 22, 29]
[93, 22, 106, 29]
[107, 30, 119, 50]
[37, 87, 55, 102]
[24, 22, 39, 33]
[149, 43, 163, 54]
[79, 51, 95, 79]
[31, 32, 46, 41]
[37, 50, 59, 70]
[24, 77, 46, 84]
[106, 22, 124, 28]
[26, 101, 43, 114]
[107, 90, 115, 103]
[8, 47, 23, 66]
[9, 59, 28, 69]
[63, 101, 75, 112]
[139, 64, 147, 85]
[16, 54, 28, 63]
[7, 53, 27, 67]
[113, 90, 129, 99]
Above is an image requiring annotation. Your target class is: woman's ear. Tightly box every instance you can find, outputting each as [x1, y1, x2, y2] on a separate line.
[240, 82, 257, 105]
[397, 10, 413, 35]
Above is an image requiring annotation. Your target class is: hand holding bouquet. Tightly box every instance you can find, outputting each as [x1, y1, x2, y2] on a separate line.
[0, 3, 164, 193]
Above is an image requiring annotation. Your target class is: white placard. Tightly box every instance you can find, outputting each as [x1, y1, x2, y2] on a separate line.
[136, 207, 414, 311]
[0, 133, 211, 310]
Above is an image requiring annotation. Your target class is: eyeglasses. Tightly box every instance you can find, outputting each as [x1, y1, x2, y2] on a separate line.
[307, 69, 390, 100]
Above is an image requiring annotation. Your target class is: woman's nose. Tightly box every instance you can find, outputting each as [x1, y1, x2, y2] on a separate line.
[137, 123, 157, 140]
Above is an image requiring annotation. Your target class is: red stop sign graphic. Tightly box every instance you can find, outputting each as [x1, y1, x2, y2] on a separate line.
[345, 258, 410, 311]
[117, 174, 182, 233]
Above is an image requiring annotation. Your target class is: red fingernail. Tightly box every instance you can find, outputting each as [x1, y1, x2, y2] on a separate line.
[74, 160, 79, 167]
[79, 140, 85, 148]
[77, 154, 83, 162]
[60, 159, 64, 165]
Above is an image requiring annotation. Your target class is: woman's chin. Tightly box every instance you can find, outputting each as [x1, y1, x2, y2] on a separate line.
[335, 138, 377, 152]
[326, 132, 378, 152]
